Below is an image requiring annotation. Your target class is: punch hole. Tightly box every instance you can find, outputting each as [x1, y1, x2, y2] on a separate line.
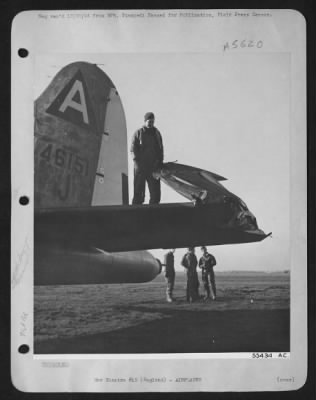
[18, 344, 30, 354]
[19, 196, 29, 205]
[18, 48, 29, 58]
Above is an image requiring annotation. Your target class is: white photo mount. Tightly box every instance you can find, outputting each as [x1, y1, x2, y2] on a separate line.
[11, 9, 307, 392]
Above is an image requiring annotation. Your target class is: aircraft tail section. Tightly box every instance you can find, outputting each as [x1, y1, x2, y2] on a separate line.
[155, 162, 262, 233]
[154, 162, 232, 203]
[34, 62, 128, 208]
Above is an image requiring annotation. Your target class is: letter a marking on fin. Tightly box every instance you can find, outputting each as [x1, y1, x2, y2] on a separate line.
[46, 69, 98, 133]
[59, 79, 89, 124]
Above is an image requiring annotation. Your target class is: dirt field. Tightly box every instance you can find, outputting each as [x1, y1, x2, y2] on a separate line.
[34, 271, 290, 354]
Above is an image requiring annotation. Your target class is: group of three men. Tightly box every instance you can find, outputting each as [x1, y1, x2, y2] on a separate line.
[164, 247, 217, 303]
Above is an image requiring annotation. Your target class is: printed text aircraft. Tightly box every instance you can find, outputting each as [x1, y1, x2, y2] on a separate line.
[34, 62, 269, 285]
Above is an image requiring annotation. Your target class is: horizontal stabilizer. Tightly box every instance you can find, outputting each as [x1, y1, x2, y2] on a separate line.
[35, 202, 268, 253]
[154, 162, 232, 204]
[200, 170, 227, 182]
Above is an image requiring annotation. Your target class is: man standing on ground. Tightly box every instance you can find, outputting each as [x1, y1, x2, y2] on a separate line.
[198, 246, 217, 300]
[181, 247, 199, 302]
[130, 112, 164, 204]
[163, 249, 176, 303]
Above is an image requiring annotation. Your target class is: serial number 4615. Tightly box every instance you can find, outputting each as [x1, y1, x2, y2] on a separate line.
[39, 143, 89, 177]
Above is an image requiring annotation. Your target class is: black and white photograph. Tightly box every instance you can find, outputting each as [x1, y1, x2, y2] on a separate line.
[11, 9, 307, 392]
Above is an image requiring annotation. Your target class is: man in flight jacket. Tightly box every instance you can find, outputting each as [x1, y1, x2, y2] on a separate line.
[130, 112, 164, 204]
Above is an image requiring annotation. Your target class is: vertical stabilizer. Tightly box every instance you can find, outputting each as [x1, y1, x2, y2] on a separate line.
[34, 62, 128, 208]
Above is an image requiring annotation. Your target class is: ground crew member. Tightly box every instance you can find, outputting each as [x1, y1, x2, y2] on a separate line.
[181, 247, 199, 302]
[199, 246, 217, 300]
[130, 112, 164, 204]
[163, 249, 176, 302]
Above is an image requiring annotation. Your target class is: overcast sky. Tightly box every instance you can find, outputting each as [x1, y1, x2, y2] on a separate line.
[35, 52, 290, 271]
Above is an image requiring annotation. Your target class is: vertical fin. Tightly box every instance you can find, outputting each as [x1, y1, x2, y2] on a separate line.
[34, 62, 128, 208]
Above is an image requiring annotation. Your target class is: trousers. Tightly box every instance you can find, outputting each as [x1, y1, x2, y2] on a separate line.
[186, 271, 199, 302]
[132, 166, 161, 204]
[202, 270, 216, 298]
[165, 275, 175, 298]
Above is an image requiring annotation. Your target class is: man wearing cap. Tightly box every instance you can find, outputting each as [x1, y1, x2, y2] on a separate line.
[198, 246, 217, 300]
[130, 112, 164, 204]
[181, 247, 199, 302]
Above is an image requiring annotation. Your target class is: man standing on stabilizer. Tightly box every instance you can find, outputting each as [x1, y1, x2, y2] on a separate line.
[130, 112, 164, 204]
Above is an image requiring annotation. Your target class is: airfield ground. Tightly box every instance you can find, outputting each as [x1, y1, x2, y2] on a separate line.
[34, 271, 290, 354]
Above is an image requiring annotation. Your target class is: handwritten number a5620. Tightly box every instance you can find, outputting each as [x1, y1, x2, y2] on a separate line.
[224, 40, 263, 51]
